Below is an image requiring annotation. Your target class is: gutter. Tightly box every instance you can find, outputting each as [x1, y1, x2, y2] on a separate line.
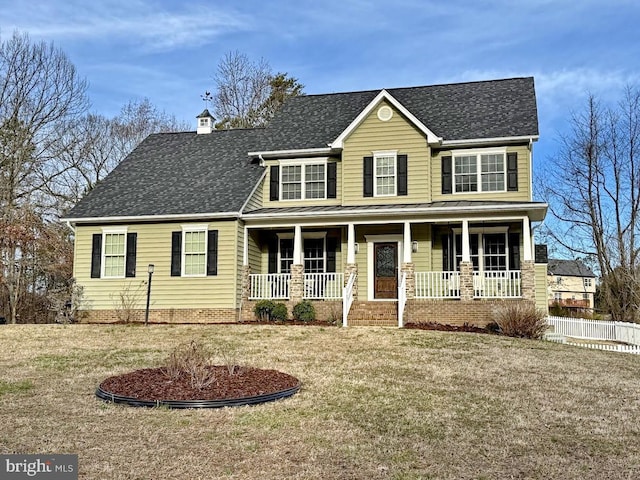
[441, 135, 539, 148]
[62, 211, 241, 226]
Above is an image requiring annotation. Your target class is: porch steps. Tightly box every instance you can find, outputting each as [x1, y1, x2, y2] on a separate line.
[347, 301, 398, 327]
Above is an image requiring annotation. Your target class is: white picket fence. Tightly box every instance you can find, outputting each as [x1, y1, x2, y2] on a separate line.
[546, 315, 640, 354]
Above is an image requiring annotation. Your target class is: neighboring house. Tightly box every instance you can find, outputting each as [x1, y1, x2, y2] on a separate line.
[547, 259, 596, 312]
[63, 77, 548, 326]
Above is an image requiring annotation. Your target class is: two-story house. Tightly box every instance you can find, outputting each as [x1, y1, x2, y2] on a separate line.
[547, 259, 596, 312]
[64, 77, 548, 326]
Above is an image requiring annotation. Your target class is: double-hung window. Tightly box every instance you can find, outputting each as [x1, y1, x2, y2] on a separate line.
[278, 235, 326, 273]
[584, 278, 592, 288]
[452, 230, 509, 271]
[374, 152, 396, 196]
[183, 228, 207, 276]
[103, 231, 126, 278]
[454, 150, 506, 193]
[280, 161, 326, 200]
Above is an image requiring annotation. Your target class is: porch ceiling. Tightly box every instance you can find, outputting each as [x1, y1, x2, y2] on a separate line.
[242, 201, 548, 224]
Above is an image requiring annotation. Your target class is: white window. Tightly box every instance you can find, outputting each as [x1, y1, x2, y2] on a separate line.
[280, 162, 326, 200]
[452, 230, 510, 272]
[583, 293, 589, 300]
[374, 152, 396, 196]
[102, 230, 126, 278]
[278, 235, 326, 273]
[454, 150, 506, 193]
[554, 292, 562, 301]
[183, 228, 207, 276]
[584, 278, 592, 287]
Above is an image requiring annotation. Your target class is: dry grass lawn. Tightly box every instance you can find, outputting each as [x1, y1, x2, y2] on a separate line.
[1, 324, 639, 479]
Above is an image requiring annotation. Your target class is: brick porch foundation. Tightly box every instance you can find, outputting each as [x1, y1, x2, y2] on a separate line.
[404, 299, 536, 327]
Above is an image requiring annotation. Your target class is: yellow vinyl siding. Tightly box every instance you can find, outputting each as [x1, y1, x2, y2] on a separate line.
[262, 160, 342, 208]
[74, 221, 239, 310]
[411, 224, 432, 271]
[244, 180, 264, 212]
[432, 144, 531, 201]
[342, 100, 430, 205]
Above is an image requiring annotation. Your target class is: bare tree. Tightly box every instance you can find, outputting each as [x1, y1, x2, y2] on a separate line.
[212, 51, 303, 129]
[48, 99, 190, 211]
[0, 31, 88, 323]
[541, 86, 640, 321]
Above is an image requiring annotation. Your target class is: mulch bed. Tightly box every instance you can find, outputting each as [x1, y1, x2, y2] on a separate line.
[99, 367, 300, 401]
[404, 321, 495, 334]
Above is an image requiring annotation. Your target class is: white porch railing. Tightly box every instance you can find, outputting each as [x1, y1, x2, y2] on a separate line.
[415, 271, 460, 299]
[546, 315, 640, 346]
[473, 271, 521, 298]
[304, 273, 344, 299]
[342, 272, 356, 327]
[249, 274, 290, 300]
[398, 271, 407, 328]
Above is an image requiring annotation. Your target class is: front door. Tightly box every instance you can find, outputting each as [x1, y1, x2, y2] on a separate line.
[374, 242, 398, 299]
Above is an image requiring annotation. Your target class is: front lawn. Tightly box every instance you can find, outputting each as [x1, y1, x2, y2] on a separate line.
[0, 324, 638, 479]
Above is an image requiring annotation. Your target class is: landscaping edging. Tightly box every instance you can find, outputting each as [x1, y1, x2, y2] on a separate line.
[96, 382, 301, 409]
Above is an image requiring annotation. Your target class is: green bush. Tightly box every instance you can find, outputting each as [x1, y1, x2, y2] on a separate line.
[293, 300, 316, 322]
[492, 303, 548, 339]
[254, 300, 275, 321]
[271, 303, 288, 322]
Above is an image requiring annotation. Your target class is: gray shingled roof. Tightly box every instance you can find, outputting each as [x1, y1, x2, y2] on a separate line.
[66, 128, 265, 219]
[262, 77, 538, 150]
[548, 259, 596, 278]
[67, 77, 539, 220]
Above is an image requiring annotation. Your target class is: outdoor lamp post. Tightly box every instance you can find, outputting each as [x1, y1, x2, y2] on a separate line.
[145, 264, 154, 326]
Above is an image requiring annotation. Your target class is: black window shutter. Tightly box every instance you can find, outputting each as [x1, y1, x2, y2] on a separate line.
[207, 230, 218, 276]
[397, 154, 408, 196]
[441, 234, 450, 271]
[270, 165, 280, 201]
[363, 156, 373, 197]
[125, 233, 137, 278]
[441, 156, 452, 194]
[91, 234, 102, 278]
[327, 162, 337, 199]
[326, 237, 338, 273]
[268, 235, 278, 274]
[507, 152, 518, 191]
[171, 231, 182, 277]
[509, 233, 521, 270]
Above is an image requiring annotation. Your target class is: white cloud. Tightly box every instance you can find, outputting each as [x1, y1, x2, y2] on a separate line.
[2, 0, 252, 52]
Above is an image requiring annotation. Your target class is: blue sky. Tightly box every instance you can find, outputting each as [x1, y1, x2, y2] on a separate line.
[3, 0, 640, 181]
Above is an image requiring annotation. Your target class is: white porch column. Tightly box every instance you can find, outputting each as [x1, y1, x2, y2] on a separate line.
[347, 223, 356, 264]
[461, 219, 471, 262]
[403, 221, 412, 263]
[243, 226, 249, 265]
[523, 217, 532, 261]
[293, 225, 303, 264]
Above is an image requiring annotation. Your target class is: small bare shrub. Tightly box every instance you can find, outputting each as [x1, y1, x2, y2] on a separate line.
[164, 340, 216, 390]
[493, 303, 548, 339]
[110, 281, 146, 323]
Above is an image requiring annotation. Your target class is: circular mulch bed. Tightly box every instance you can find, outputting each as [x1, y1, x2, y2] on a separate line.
[96, 366, 301, 409]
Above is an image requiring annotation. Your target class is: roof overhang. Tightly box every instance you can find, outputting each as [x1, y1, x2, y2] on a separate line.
[329, 89, 443, 149]
[247, 147, 337, 160]
[242, 202, 548, 225]
[441, 135, 539, 148]
[62, 211, 241, 226]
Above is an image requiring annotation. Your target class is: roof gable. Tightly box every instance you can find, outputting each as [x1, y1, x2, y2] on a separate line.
[330, 89, 442, 148]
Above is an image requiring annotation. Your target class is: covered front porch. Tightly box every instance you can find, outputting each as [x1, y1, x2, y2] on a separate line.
[240, 209, 544, 326]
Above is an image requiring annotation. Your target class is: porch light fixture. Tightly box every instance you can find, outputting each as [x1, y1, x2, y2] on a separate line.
[145, 264, 154, 326]
[354, 243, 360, 255]
[412, 241, 419, 253]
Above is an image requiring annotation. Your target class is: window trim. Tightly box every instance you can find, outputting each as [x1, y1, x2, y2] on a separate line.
[101, 227, 128, 279]
[276, 232, 327, 273]
[181, 224, 208, 277]
[278, 158, 328, 201]
[373, 150, 397, 197]
[451, 227, 511, 272]
[584, 277, 593, 288]
[453, 148, 507, 194]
